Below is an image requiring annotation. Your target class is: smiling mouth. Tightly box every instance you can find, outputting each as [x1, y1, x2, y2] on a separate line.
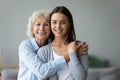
[38, 32, 46, 35]
[55, 30, 63, 33]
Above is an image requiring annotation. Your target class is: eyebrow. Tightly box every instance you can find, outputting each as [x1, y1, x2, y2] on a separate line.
[51, 19, 68, 21]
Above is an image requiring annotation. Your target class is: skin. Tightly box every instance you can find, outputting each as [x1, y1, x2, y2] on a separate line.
[51, 13, 70, 60]
[51, 13, 70, 39]
[32, 16, 51, 47]
[18, 11, 88, 80]
[32, 14, 88, 62]
[51, 13, 88, 61]
[32, 13, 88, 62]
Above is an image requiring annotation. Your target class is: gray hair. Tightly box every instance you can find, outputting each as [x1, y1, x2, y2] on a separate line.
[26, 10, 50, 38]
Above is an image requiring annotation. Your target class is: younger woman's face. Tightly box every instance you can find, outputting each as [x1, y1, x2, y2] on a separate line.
[32, 16, 51, 41]
[51, 13, 70, 38]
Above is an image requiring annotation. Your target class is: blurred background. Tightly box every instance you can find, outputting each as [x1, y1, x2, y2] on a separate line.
[0, 0, 120, 69]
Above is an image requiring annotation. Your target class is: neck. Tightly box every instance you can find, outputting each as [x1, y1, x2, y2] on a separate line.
[35, 38, 47, 47]
[52, 37, 68, 47]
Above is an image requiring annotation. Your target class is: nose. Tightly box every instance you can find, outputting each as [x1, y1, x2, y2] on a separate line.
[56, 23, 61, 29]
[39, 24, 44, 31]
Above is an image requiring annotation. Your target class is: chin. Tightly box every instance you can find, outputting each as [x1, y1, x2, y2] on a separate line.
[39, 37, 48, 40]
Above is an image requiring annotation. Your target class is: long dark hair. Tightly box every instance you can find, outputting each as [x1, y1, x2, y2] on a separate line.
[49, 6, 76, 43]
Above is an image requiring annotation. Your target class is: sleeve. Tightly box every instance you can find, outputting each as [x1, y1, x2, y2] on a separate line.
[19, 42, 67, 79]
[68, 52, 88, 80]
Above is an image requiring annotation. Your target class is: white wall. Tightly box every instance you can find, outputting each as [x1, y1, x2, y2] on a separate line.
[0, 0, 120, 67]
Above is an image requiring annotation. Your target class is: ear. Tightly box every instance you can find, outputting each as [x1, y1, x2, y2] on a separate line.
[31, 27, 35, 36]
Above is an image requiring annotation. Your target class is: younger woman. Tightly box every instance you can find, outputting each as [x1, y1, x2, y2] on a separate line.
[37, 6, 88, 80]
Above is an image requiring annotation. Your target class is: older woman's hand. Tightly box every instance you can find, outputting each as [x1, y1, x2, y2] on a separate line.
[67, 41, 80, 53]
[77, 42, 88, 56]
[67, 41, 88, 56]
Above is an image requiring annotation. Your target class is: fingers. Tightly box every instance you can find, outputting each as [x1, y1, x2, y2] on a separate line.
[68, 41, 89, 55]
[77, 41, 89, 56]
[80, 46, 88, 55]
[76, 40, 81, 45]
[78, 42, 88, 49]
[76, 41, 82, 49]
[81, 44, 88, 50]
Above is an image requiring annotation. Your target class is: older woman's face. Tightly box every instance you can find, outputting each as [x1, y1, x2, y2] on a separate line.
[32, 16, 51, 41]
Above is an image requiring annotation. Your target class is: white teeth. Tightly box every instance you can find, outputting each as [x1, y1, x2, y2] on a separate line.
[55, 30, 62, 33]
[38, 32, 46, 35]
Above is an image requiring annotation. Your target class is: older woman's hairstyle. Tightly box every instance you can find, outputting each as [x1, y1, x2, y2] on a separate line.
[49, 6, 76, 43]
[27, 10, 50, 38]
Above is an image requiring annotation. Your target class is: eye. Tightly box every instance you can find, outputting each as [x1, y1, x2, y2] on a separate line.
[43, 23, 49, 27]
[60, 21, 67, 25]
[61, 21, 66, 24]
[51, 21, 56, 24]
[36, 23, 40, 26]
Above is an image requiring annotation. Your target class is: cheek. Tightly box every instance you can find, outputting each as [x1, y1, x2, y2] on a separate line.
[32, 27, 35, 34]
[47, 26, 51, 31]
[64, 25, 69, 31]
[46, 27, 51, 33]
[51, 25, 55, 31]
[51, 27, 55, 33]
[32, 27, 37, 34]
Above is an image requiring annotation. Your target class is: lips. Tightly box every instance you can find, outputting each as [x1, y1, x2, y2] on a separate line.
[38, 32, 46, 35]
[54, 29, 63, 34]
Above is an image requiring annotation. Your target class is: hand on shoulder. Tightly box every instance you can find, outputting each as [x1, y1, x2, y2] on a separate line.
[67, 40, 89, 56]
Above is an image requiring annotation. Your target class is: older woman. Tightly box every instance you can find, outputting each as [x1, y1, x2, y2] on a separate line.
[17, 10, 68, 80]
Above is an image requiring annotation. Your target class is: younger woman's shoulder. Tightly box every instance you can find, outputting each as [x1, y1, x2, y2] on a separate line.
[37, 43, 52, 60]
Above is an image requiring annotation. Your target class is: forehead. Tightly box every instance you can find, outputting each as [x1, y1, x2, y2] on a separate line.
[51, 13, 68, 21]
[35, 16, 49, 22]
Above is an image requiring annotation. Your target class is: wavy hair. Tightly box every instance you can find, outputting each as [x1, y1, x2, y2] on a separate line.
[26, 10, 50, 38]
